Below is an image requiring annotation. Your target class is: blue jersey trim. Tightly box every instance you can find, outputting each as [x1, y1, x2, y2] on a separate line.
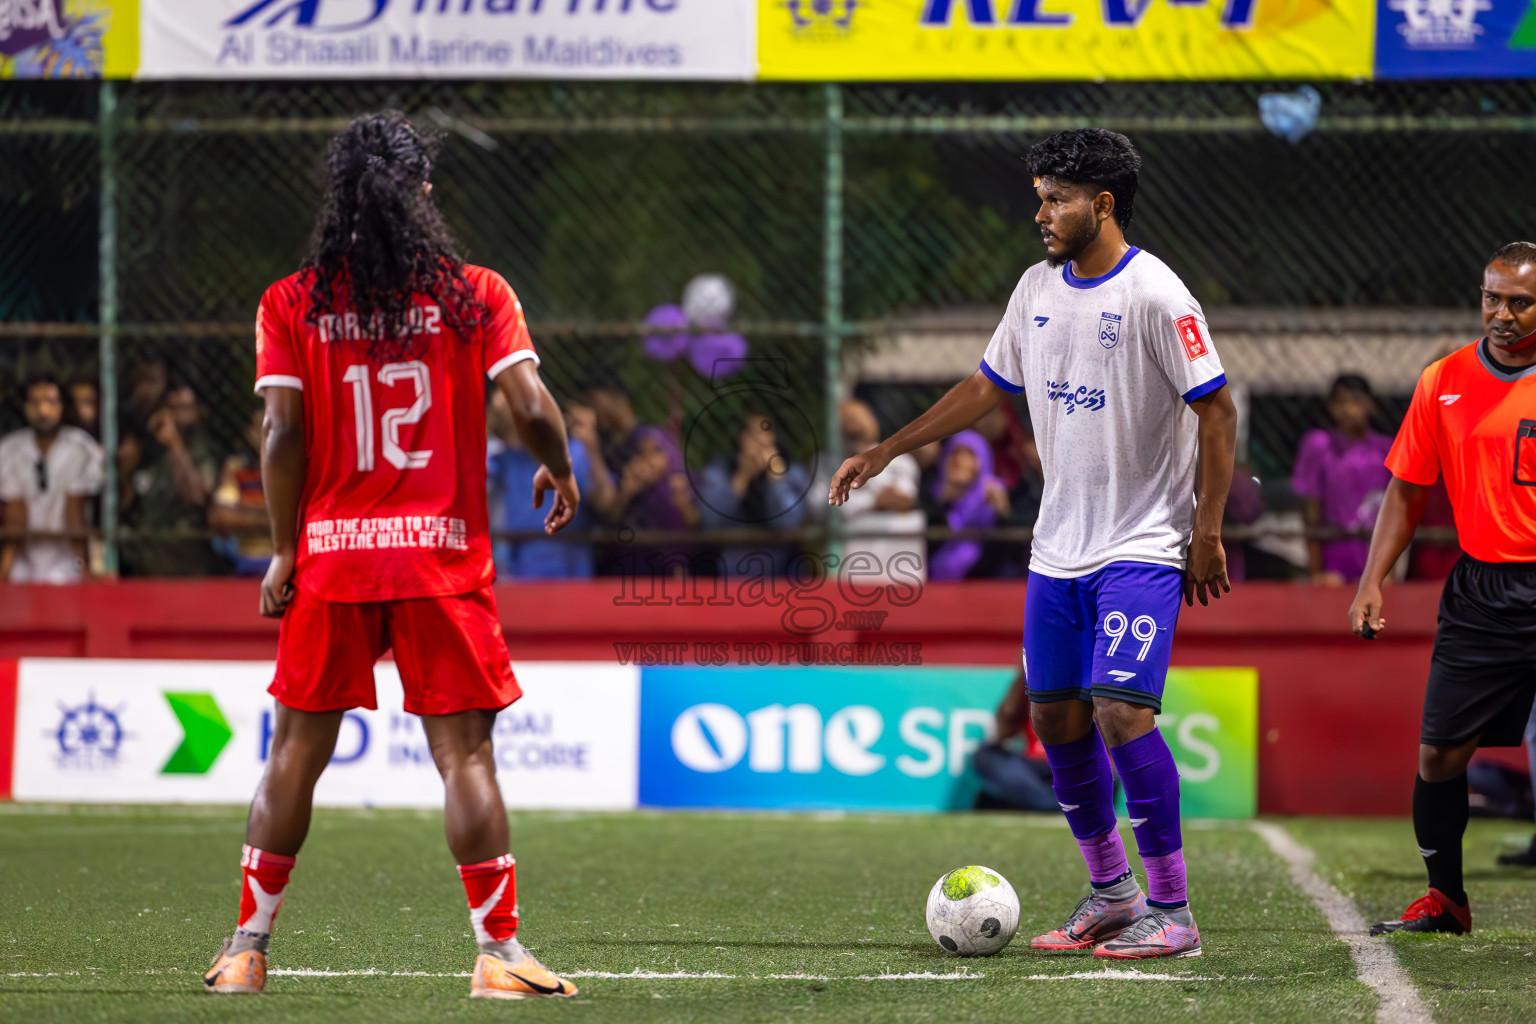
[1182, 373, 1227, 404]
[1062, 246, 1141, 290]
[979, 358, 1024, 395]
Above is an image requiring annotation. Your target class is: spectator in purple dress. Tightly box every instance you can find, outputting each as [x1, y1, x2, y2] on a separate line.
[585, 376, 697, 576]
[1291, 374, 1393, 585]
[929, 430, 1009, 581]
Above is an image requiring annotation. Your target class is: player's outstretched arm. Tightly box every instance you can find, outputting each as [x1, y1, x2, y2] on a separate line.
[828, 369, 1004, 506]
[259, 386, 306, 619]
[1348, 477, 1432, 639]
[494, 360, 579, 535]
[1185, 386, 1237, 607]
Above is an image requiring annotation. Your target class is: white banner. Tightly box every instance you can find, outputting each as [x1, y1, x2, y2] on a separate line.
[12, 658, 639, 809]
[139, 0, 756, 80]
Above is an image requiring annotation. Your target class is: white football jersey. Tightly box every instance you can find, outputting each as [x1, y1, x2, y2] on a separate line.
[980, 247, 1226, 578]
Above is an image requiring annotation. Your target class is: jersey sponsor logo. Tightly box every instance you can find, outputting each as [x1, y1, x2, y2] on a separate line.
[1098, 311, 1122, 350]
[1058, 802, 1080, 812]
[1517, 419, 1536, 487]
[1107, 670, 1137, 682]
[1174, 314, 1207, 361]
[1129, 817, 1148, 827]
[1045, 380, 1107, 415]
[1438, 394, 1461, 405]
[1033, 316, 1050, 327]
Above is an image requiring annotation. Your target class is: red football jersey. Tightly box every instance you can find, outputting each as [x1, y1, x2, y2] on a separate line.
[254, 264, 536, 602]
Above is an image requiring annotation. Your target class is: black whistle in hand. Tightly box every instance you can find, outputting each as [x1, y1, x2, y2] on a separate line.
[1358, 623, 1376, 641]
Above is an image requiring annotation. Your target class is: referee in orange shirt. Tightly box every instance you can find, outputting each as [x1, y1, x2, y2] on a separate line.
[1349, 241, 1536, 936]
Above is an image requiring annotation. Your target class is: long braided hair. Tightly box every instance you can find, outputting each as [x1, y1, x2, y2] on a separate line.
[303, 111, 486, 355]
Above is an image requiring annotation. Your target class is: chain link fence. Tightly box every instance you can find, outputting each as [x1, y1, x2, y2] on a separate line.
[5, 78, 1523, 579]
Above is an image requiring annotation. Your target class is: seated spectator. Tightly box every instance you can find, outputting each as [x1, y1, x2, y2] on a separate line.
[209, 403, 273, 577]
[0, 375, 104, 583]
[972, 668, 1058, 813]
[697, 411, 812, 576]
[119, 380, 224, 577]
[487, 391, 609, 579]
[832, 398, 926, 584]
[585, 377, 697, 575]
[1291, 374, 1393, 585]
[67, 377, 100, 438]
[930, 430, 1008, 581]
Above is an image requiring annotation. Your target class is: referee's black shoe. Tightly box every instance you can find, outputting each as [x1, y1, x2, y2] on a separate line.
[1496, 833, 1536, 867]
[1369, 888, 1472, 936]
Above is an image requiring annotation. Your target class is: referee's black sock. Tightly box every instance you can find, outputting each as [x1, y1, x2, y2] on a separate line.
[1413, 773, 1469, 906]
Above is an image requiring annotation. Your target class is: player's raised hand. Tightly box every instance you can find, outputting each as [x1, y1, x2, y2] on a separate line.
[1349, 582, 1385, 639]
[532, 464, 580, 535]
[260, 549, 296, 619]
[1183, 533, 1231, 607]
[829, 448, 890, 506]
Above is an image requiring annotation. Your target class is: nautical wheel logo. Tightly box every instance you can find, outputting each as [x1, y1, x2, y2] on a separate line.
[52, 694, 128, 770]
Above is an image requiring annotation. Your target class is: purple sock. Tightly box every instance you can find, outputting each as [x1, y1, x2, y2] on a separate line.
[1043, 728, 1129, 885]
[1110, 729, 1186, 907]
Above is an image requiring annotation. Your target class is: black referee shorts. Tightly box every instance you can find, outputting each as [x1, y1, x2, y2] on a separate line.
[1421, 556, 1536, 748]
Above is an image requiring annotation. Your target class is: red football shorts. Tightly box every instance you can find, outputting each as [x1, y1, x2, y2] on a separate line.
[270, 584, 521, 716]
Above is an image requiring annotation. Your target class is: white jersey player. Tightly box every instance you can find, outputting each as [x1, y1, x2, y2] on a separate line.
[830, 129, 1237, 960]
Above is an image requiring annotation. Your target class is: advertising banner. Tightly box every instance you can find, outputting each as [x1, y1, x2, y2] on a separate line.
[758, 0, 1374, 81]
[639, 666, 1258, 817]
[11, 659, 640, 809]
[1375, 0, 1536, 78]
[138, 0, 755, 80]
[1, 0, 138, 78]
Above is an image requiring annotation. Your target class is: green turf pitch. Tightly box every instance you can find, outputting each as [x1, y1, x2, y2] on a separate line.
[0, 806, 1529, 1023]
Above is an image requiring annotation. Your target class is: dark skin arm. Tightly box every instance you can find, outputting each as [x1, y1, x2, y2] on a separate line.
[259, 387, 307, 618]
[1348, 477, 1433, 638]
[829, 370, 1004, 505]
[493, 359, 579, 535]
[1185, 386, 1237, 607]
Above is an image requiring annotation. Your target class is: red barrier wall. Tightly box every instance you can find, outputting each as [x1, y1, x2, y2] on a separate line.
[0, 578, 1516, 815]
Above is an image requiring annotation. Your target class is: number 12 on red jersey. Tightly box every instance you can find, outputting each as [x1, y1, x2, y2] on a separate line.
[342, 361, 433, 472]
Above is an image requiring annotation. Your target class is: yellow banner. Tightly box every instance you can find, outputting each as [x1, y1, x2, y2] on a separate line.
[0, 0, 138, 78]
[760, 0, 1374, 81]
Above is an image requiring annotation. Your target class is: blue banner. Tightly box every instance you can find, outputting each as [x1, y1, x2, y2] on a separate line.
[638, 666, 1258, 817]
[1375, 0, 1536, 78]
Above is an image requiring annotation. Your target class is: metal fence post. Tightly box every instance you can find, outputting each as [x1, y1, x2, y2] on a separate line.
[98, 80, 119, 576]
[823, 82, 844, 562]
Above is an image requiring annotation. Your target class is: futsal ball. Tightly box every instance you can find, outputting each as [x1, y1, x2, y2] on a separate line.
[925, 865, 1020, 957]
[681, 272, 735, 328]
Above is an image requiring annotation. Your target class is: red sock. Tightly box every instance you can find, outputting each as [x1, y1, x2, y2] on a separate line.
[458, 854, 517, 945]
[237, 844, 294, 936]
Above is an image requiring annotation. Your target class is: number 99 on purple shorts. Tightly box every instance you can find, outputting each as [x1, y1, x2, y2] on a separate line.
[1021, 562, 1185, 712]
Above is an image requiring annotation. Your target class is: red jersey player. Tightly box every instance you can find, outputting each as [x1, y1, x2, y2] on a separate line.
[204, 112, 581, 1000]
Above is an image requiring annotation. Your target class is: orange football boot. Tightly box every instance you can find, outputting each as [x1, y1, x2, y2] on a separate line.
[470, 945, 578, 1000]
[203, 939, 267, 994]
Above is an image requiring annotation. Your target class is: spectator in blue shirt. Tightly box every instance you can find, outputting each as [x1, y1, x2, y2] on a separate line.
[487, 392, 611, 579]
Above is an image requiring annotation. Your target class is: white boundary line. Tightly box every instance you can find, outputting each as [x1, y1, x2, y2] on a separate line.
[7, 968, 1247, 983]
[1251, 821, 1433, 1024]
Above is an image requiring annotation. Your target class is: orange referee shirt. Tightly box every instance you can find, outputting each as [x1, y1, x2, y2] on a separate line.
[1385, 339, 1536, 563]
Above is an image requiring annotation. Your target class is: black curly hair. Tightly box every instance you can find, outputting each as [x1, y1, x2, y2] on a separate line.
[303, 111, 486, 355]
[1026, 128, 1142, 230]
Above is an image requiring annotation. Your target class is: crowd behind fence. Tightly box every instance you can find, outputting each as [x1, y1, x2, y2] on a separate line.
[4, 78, 1523, 583]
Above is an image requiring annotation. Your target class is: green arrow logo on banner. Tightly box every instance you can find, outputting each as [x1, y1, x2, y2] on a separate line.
[161, 693, 233, 775]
